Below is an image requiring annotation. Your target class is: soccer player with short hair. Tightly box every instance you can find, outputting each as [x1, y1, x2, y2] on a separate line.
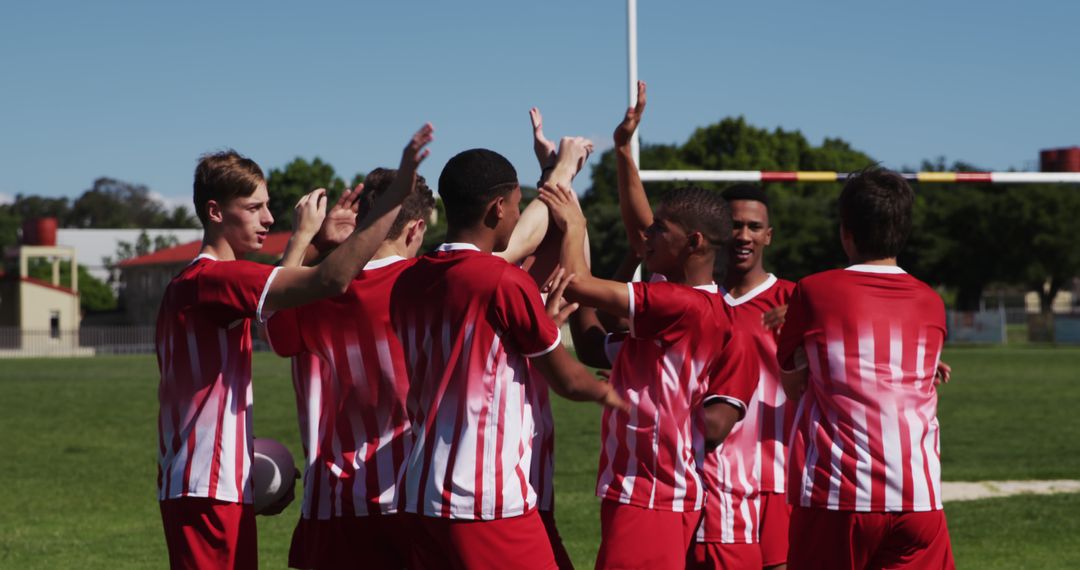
[264, 168, 437, 569]
[155, 125, 432, 570]
[691, 184, 796, 570]
[390, 147, 625, 570]
[541, 180, 757, 569]
[777, 168, 954, 570]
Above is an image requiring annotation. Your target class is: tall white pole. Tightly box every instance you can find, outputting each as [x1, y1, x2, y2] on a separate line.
[627, 0, 640, 166]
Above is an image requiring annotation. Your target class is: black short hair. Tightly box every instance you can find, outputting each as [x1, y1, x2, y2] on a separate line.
[838, 167, 914, 259]
[359, 168, 435, 240]
[721, 184, 769, 207]
[437, 149, 519, 228]
[657, 186, 733, 277]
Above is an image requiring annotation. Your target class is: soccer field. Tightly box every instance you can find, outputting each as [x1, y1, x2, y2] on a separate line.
[1, 347, 1078, 569]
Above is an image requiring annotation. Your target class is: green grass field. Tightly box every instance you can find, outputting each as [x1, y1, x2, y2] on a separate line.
[1, 346, 1078, 568]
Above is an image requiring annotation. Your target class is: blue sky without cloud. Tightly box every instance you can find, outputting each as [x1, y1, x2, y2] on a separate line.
[2, 0, 1077, 212]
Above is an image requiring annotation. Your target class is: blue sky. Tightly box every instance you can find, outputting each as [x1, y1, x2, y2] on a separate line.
[2, 1, 1077, 212]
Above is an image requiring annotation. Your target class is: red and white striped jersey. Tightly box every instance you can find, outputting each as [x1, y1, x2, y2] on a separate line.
[156, 254, 281, 503]
[724, 275, 796, 493]
[390, 244, 562, 520]
[530, 371, 556, 512]
[777, 265, 946, 512]
[266, 256, 416, 519]
[697, 274, 794, 543]
[597, 281, 757, 513]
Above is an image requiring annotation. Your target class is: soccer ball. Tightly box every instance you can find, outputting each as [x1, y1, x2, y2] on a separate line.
[252, 438, 296, 515]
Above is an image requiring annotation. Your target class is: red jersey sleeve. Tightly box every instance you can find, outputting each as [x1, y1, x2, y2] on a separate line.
[265, 307, 305, 357]
[194, 260, 281, 325]
[703, 329, 757, 417]
[776, 283, 810, 372]
[628, 281, 702, 343]
[490, 265, 562, 358]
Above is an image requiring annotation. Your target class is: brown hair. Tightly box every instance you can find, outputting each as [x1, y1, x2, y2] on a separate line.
[193, 150, 265, 224]
[838, 167, 914, 259]
[359, 168, 436, 240]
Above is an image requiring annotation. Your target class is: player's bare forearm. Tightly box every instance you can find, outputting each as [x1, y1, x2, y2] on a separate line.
[496, 199, 549, 264]
[531, 345, 627, 411]
[569, 306, 610, 369]
[703, 401, 741, 451]
[557, 223, 630, 318]
[615, 145, 652, 256]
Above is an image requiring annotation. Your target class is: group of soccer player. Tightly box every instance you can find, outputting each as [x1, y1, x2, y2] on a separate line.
[157, 81, 954, 570]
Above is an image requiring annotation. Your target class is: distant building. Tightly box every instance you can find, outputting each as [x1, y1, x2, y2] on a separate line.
[1040, 147, 1080, 172]
[55, 228, 203, 289]
[117, 232, 291, 325]
[0, 219, 93, 357]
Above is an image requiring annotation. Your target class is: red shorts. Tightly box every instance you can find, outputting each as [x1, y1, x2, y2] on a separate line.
[596, 500, 702, 570]
[288, 513, 416, 569]
[160, 497, 257, 570]
[539, 509, 574, 570]
[686, 542, 762, 570]
[788, 506, 955, 570]
[759, 492, 791, 567]
[412, 508, 557, 570]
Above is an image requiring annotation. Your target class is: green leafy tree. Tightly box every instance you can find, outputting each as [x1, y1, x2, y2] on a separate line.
[67, 178, 198, 229]
[27, 259, 116, 313]
[265, 157, 347, 231]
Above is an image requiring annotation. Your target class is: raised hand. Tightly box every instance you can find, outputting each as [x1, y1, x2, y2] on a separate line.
[530, 107, 558, 169]
[537, 182, 585, 232]
[400, 123, 434, 176]
[556, 136, 594, 179]
[314, 183, 365, 250]
[614, 80, 647, 148]
[293, 188, 328, 239]
[542, 267, 580, 328]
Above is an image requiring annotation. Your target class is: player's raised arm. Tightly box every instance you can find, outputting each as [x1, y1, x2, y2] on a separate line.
[262, 123, 433, 313]
[495, 114, 593, 264]
[539, 182, 630, 319]
[279, 188, 328, 268]
[614, 80, 653, 257]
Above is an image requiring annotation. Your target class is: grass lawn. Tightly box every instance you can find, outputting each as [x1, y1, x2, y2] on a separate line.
[0, 346, 1077, 568]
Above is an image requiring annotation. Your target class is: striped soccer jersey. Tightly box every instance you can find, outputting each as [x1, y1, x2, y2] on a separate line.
[777, 265, 947, 512]
[696, 274, 794, 544]
[390, 244, 562, 520]
[266, 256, 416, 519]
[156, 254, 281, 503]
[597, 281, 757, 513]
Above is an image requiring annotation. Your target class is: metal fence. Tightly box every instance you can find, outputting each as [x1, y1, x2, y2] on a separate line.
[0, 326, 276, 358]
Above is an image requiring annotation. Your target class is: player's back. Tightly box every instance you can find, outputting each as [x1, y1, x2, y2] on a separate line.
[156, 254, 278, 504]
[267, 256, 417, 518]
[779, 265, 946, 513]
[390, 244, 561, 521]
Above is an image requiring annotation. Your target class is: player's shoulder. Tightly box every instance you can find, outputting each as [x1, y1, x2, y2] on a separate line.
[795, 268, 848, 290]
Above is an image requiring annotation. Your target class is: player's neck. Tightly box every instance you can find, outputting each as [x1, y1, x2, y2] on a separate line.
[445, 227, 497, 254]
[724, 265, 770, 297]
[373, 240, 409, 261]
[671, 258, 715, 288]
[199, 231, 238, 261]
[849, 256, 898, 266]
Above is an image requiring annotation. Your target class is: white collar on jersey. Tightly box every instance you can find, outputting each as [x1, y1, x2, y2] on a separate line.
[191, 253, 217, 264]
[435, 242, 482, 252]
[724, 273, 777, 306]
[364, 255, 407, 270]
[694, 282, 719, 294]
[845, 264, 906, 274]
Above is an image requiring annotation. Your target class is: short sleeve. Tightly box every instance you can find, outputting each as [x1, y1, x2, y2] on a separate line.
[490, 266, 561, 358]
[703, 329, 758, 418]
[628, 281, 703, 343]
[776, 283, 810, 372]
[194, 260, 280, 324]
[265, 307, 306, 357]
